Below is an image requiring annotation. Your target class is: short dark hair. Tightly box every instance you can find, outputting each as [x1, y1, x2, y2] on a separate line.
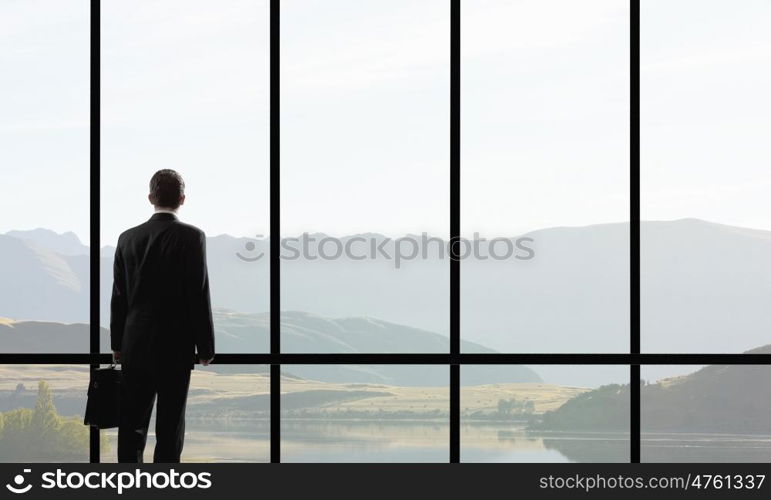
[149, 169, 185, 209]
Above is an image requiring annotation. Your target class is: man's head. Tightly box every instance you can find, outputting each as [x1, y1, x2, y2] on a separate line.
[148, 169, 186, 210]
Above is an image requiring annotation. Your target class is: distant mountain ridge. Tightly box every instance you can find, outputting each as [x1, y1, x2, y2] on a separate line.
[4, 229, 88, 256]
[4, 219, 771, 386]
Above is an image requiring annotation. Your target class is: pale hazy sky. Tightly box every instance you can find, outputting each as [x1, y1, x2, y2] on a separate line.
[641, 0, 771, 229]
[1, 0, 769, 245]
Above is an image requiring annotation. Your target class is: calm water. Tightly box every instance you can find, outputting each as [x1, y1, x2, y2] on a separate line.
[100, 422, 771, 463]
[461, 424, 629, 463]
[642, 432, 771, 462]
[103, 421, 625, 463]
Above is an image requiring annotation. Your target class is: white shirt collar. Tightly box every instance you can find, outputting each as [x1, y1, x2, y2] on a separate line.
[154, 208, 178, 216]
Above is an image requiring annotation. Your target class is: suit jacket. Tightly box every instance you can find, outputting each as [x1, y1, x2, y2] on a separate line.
[110, 212, 215, 370]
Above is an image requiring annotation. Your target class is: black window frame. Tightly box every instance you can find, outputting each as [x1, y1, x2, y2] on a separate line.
[2, 0, 771, 465]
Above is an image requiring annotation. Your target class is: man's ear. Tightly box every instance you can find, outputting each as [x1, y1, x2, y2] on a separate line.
[179, 194, 186, 207]
[148, 193, 155, 205]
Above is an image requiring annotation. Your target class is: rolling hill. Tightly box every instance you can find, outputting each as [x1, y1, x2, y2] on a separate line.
[534, 344, 771, 433]
[0, 310, 542, 386]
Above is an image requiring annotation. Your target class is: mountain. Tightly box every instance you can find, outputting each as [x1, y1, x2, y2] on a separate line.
[535, 344, 771, 434]
[0, 311, 542, 386]
[0, 319, 105, 353]
[214, 306, 496, 354]
[0, 234, 88, 323]
[532, 383, 630, 431]
[3, 219, 771, 386]
[641, 219, 771, 353]
[180, 220, 771, 359]
[214, 308, 541, 386]
[639, 344, 771, 433]
[4, 229, 88, 256]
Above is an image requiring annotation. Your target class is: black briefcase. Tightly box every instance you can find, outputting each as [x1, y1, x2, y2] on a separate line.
[84, 365, 122, 429]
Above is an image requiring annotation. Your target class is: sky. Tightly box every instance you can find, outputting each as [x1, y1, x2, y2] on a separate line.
[641, 0, 771, 229]
[1, 0, 769, 246]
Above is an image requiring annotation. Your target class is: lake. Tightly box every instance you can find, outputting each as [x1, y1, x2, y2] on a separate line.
[641, 432, 771, 462]
[103, 421, 632, 463]
[32, 421, 771, 463]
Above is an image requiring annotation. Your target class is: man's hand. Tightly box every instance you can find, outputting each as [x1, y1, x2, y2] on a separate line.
[112, 351, 121, 363]
[200, 356, 214, 366]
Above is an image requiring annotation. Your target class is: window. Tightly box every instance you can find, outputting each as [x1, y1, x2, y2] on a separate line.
[641, 0, 771, 354]
[0, 0, 90, 348]
[1, 0, 770, 465]
[639, 0, 771, 463]
[461, 365, 629, 463]
[641, 364, 771, 463]
[101, 366, 270, 463]
[101, 0, 271, 354]
[461, 0, 630, 355]
[280, 0, 450, 352]
[281, 365, 448, 462]
[0, 365, 92, 462]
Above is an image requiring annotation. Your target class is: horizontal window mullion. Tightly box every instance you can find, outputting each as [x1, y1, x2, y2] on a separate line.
[2, 353, 771, 365]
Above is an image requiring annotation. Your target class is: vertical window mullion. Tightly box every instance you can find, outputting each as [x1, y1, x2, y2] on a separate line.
[450, 0, 461, 464]
[270, 0, 281, 464]
[89, 0, 102, 464]
[630, 0, 641, 464]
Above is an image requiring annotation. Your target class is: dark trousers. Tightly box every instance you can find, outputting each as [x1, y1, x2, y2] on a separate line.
[118, 364, 191, 463]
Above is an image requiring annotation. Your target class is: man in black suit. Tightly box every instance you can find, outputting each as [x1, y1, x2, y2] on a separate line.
[111, 169, 215, 463]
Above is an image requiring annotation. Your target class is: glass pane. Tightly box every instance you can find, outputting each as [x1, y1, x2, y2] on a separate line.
[642, 363, 771, 462]
[642, 1, 771, 352]
[102, 365, 270, 463]
[281, 0, 450, 352]
[100, 0, 270, 353]
[281, 365, 448, 462]
[461, 365, 629, 462]
[0, 1, 89, 350]
[461, 0, 630, 353]
[0, 365, 91, 462]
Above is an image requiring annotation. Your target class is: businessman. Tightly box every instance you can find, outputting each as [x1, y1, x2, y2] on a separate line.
[111, 169, 215, 463]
